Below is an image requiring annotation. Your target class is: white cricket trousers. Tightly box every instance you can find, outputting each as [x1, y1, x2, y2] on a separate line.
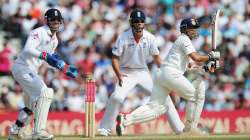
[99, 68, 184, 133]
[151, 66, 205, 128]
[12, 63, 47, 102]
[99, 69, 153, 130]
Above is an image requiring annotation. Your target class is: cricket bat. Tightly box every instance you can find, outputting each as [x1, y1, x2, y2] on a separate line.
[211, 9, 221, 51]
[211, 9, 221, 70]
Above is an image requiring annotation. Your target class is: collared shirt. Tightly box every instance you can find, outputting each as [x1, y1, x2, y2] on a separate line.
[112, 29, 159, 70]
[15, 25, 58, 73]
[164, 34, 196, 75]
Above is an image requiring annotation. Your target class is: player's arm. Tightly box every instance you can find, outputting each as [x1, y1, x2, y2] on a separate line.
[112, 54, 123, 86]
[189, 51, 220, 62]
[24, 32, 77, 78]
[153, 55, 161, 68]
[23, 32, 43, 58]
[150, 35, 161, 68]
[188, 52, 209, 62]
[112, 35, 124, 86]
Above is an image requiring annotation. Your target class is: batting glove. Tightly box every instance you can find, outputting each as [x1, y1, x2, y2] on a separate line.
[208, 51, 220, 61]
[203, 60, 220, 72]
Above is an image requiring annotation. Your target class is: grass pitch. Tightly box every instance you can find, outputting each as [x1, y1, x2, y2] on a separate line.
[1, 134, 250, 140]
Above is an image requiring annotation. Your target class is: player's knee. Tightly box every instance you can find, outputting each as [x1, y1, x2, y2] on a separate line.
[193, 80, 206, 101]
[40, 87, 54, 99]
[110, 93, 124, 104]
[183, 87, 196, 101]
[147, 101, 167, 116]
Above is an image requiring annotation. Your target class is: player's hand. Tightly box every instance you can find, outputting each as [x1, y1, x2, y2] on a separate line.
[40, 52, 66, 70]
[208, 51, 220, 61]
[64, 65, 78, 78]
[118, 74, 127, 87]
[203, 60, 219, 72]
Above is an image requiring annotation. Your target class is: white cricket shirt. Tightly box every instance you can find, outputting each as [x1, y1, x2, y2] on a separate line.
[15, 25, 58, 73]
[112, 29, 159, 70]
[164, 34, 196, 74]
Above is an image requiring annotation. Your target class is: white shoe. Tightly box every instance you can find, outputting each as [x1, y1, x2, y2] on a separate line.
[116, 114, 125, 136]
[8, 124, 32, 140]
[97, 128, 111, 136]
[8, 124, 22, 140]
[183, 126, 208, 136]
[32, 129, 54, 140]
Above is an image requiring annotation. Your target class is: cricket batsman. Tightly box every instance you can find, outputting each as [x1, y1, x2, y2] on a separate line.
[98, 9, 185, 136]
[115, 17, 220, 136]
[8, 8, 78, 140]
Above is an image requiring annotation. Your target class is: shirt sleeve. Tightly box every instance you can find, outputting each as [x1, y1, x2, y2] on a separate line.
[23, 30, 42, 58]
[149, 35, 160, 55]
[182, 37, 196, 55]
[112, 36, 123, 56]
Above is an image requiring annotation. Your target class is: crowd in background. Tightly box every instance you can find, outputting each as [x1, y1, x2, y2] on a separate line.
[0, 0, 249, 113]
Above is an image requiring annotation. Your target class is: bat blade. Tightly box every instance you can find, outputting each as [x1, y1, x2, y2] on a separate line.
[211, 9, 221, 51]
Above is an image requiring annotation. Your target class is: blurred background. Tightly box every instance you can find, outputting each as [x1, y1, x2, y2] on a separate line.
[0, 0, 250, 135]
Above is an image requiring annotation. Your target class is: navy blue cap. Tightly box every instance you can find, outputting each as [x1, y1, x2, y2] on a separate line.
[130, 9, 146, 22]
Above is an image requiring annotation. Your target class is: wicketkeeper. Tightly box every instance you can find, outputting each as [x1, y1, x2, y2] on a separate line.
[8, 8, 78, 140]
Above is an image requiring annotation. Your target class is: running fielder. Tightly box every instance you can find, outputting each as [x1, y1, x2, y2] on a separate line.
[8, 8, 78, 140]
[98, 9, 185, 136]
[115, 17, 220, 136]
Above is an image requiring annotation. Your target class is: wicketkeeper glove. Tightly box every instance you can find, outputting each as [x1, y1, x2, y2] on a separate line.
[208, 51, 220, 61]
[40, 52, 78, 78]
[63, 65, 78, 78]
[40, 52, 65, 70]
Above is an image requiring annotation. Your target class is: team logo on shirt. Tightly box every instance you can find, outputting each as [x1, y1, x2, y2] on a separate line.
[32, 33, 39, 40]
[128, 43, 136, 48]
[28, 73, 34, 78]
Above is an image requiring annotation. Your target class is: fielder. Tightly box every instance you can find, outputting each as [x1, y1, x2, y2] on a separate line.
[98, 9, 185, 136]
[115, 18, 220, 136]
[8, 8, 78, 140]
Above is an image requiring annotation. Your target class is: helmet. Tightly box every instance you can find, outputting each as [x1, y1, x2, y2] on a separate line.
[129, 9, 145, 34]
[44, 8, 63, 22]
[129, 9, 145, 23]
[180, 18, 200, 33]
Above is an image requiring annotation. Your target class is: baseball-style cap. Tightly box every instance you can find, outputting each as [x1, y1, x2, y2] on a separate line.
[130, 9, 146, 22]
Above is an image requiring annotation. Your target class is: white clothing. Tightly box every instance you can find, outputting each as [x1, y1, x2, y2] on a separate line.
[112, 29, 159, 69]
[164, 34, 196, 75]
[100, 28, 183, 134]
[12, 25, 58, 102]
[148, 34, 206, 130]
[12, 63, 46, 102]
[15, 25, 58, 73]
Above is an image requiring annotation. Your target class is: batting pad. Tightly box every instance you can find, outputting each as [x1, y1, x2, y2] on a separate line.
[34, 87, 53, 133]
[124, 102, 167, 126]
[186, 78, 206, 128]
[165, 96, 185, 134]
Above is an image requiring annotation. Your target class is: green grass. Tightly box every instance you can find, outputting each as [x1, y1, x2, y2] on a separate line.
[1, 134, 250, 140]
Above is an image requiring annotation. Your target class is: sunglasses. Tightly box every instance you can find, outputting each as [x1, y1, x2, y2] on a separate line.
[132, 19, 145, 23]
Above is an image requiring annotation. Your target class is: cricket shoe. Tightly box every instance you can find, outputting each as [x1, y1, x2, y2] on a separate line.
[8, 124, 32, 140]
[32, 129, 54, 140]
[182, 126, 208, 136]
[116, 114, 126, 136]
[97, 128, 111, 136]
